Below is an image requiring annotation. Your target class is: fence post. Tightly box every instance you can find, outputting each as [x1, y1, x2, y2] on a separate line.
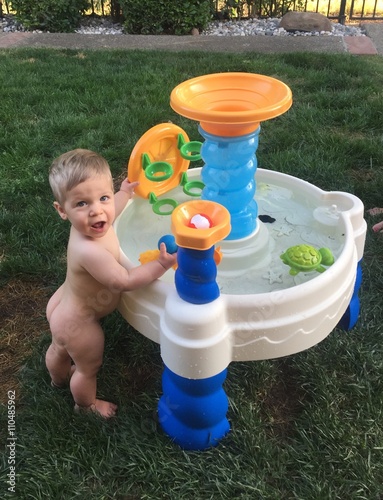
[339, 0, 348, 24]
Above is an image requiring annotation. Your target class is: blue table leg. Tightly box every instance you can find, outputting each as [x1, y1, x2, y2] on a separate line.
[338, 259, 363, 330]
[158, 366, 230, 450]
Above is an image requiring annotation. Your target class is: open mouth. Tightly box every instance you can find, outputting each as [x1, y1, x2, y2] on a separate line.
[91, 221, 106, 231]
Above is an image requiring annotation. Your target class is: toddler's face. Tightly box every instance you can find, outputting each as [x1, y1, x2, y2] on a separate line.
[59, 174, 115, 238]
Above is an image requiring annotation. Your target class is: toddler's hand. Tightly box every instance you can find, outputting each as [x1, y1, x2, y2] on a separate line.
[120, 179, 139, 198]
[158, 242, 177, 270]
[372, 220, 383, 233]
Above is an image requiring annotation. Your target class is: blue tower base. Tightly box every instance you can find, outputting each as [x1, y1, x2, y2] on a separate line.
[338, 259, 363, 330]
[158, 366, 230, 450]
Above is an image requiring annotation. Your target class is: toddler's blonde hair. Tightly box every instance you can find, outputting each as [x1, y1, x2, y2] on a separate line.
[49, 149, 113, 204]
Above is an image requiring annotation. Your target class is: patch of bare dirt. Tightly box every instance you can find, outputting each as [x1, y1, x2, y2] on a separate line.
[261, 360, 306, 440]
[0, 278, 50, 404]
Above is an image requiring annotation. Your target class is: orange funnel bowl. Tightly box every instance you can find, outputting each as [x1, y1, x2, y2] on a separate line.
[172, 200, 231, 250]
[170, 72, 292, 137]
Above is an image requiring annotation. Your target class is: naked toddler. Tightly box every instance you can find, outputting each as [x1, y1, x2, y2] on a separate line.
[46, 149, 176, 418]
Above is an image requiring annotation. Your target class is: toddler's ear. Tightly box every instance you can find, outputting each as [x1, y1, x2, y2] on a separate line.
[53, 201, 68, 220]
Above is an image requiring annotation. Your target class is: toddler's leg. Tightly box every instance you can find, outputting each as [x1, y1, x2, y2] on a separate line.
[46, 342, 73, 388]
[68, 320, 117, 418]
[46, 288, 74, 387]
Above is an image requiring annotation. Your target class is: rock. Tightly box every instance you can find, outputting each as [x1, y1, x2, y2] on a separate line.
[280, 11, 333, 33]
[191, 27, 199, 36]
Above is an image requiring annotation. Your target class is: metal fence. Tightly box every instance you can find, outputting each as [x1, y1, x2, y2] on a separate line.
[214, 0, 383, 23]
[349, 0, 383, 20]
[2, 0, 382, 24]
[92, 0, 383, 23]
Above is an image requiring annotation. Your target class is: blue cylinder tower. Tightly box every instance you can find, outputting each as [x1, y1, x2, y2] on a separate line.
[199, 126, 260, 240]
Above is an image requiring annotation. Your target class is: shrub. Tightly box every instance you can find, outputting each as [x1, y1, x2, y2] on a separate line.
[219, 0, 305, 19]
[121, 0, 214, 35]
[9, 0, 91, 32]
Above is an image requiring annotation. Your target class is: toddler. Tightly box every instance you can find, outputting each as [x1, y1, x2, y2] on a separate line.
[46, 149, 176, 418]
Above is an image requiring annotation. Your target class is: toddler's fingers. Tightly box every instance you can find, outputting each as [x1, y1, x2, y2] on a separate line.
[372, 221, 383, 233]
[368, 207, 383, 216]
[159, 242, 166, 254]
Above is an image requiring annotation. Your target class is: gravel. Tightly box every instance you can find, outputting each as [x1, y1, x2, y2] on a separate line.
[1, 14, 366, 37]
[202, 18, 366, 37]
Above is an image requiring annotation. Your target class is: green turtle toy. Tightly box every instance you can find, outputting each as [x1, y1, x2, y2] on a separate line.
[280, 244, 334, 276]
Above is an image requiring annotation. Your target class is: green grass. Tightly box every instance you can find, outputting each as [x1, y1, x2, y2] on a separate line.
[0, 48, 383, 499]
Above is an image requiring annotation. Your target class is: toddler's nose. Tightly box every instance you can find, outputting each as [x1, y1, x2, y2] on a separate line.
[90, 203, 103, 216]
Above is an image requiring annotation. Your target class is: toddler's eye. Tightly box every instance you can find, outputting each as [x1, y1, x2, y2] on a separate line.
[76, 201, 86, 207]
[100, 195, 109, 202]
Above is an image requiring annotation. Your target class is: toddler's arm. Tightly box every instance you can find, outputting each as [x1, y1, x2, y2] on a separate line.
[80, 242, 176, 292]
[114, 179, 139, 218]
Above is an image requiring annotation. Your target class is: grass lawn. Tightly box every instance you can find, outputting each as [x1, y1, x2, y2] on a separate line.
[0, 48, 383, 499]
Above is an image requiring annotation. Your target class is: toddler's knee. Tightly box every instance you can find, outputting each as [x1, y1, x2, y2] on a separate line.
[78, 359, 103, 377]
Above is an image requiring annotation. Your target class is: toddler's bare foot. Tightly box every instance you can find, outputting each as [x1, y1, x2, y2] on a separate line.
[74, 399, 117, 418]
[51, 365, 76, 389]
